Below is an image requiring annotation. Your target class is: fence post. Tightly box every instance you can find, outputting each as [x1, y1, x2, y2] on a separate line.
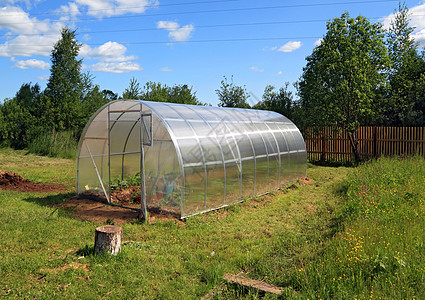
[373, 126, 377, 158]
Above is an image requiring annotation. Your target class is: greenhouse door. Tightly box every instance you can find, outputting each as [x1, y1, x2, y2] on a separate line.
[108, 105, 152, 221]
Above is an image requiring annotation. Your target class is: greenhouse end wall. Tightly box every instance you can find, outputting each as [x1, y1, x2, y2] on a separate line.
[77, 100, 307, 218]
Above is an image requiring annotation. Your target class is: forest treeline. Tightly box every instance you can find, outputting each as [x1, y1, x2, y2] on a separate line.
[0, 3, 424, 159]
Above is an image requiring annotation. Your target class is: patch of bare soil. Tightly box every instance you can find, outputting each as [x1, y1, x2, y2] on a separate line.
[298, 177, 314, 186]
[59, 196, 184, 225]
[0, 170, 68, 193]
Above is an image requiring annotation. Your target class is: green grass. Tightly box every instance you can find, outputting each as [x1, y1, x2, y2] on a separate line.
[281, 156, 425, 299]
[1, 148, 424, 299]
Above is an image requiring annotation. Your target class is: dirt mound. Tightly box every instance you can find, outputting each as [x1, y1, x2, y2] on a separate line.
[298, 177, 314, 185]
[0, 170, 68, 193]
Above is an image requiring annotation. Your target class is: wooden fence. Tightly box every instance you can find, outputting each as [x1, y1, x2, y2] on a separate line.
[304, 126, 425, 162]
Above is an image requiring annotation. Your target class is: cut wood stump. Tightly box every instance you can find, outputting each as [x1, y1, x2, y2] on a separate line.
[223, 273, 284, 295]
[94, 225, 123, 255]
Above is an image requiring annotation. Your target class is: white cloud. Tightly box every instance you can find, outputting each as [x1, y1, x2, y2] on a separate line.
[157, 21, 194, 42]
[90, 61, 142, 73]
[262, 46, 278, 52]
[169, 25, 194, 42]
[278, 41, 302, 53]
[160, 67, 173, 72]
[81, 41, 141, 73]
[0, 6, 63, 57]
[249, 66, 264, 72]
[157, 21, 180, 31]
[2, 0, 42, 9]
[0, 34, 61, 57]
[314, 39, 323, 46]
[56, 2, 81, 21]
[0, 6, 51, 34]
[14, 58, 50, 69]
[80, 41, 136, 62]
[75, 0, 158, 17]
[381, 3, 425, 46]
[277, 71, 283, 75]
[37, 75, 49, 81]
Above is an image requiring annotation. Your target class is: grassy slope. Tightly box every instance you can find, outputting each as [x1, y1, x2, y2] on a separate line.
[1, 148, 424, 299]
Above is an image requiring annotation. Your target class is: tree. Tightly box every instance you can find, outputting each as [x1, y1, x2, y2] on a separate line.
[14, 82, 41, 113]
[121, 77, 142, 99]
[0, 98, 35, 148]
[102, 89, 118, 102]
[43, 27, 83, 130]
[387, 2, 417, 73]
[216, 76, 251, 108]
[382, 2, 425, 126]
[254, 83, 296, 119]
[141, 81, 170, 102]
[168, 84, 200, 105]
[122, 79, 202, 105]
[298, 12, 390, 162]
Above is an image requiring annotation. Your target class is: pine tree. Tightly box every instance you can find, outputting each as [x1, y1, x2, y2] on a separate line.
[43, 27, 83, 130]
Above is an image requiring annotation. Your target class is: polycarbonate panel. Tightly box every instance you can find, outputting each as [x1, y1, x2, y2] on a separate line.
[177, 138, 203, 165]
[184, 166, 205, 215]
[249, 132, 268, 194]
[241, 159, 256, 197]
[205, 164, 225, 209]
[273, 131, 290, 186]
[263, 132, 279, 189]
[77, 99, 307, 219]
[225, 162, 241, 204]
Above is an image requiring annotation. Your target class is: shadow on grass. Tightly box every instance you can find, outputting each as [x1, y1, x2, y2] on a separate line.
[23, 192, 76, 206]
[76, 244, 95, 257]
[22, 192, 77, 220]
[309, 160, 357, 167]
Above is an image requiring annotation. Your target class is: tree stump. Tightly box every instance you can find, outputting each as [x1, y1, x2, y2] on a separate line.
[94, 225, 123, 255]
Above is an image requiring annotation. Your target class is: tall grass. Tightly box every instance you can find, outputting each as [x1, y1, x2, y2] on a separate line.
[28, 130, 78, 159]
[280, 156, 425, 299]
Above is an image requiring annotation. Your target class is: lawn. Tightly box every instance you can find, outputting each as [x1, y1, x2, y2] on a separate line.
[0, 148, 424, 299]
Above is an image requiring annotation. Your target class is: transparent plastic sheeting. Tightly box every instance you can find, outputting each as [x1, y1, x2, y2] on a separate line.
[77, 100, 307, 218]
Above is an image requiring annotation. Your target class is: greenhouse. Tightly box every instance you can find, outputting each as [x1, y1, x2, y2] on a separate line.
[77, 100, 307, 219]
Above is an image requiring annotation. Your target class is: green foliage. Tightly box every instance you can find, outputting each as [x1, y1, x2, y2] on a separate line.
[121, 78, 203, 105]
[380, 3, 425, 126]
[387, 2, 417, 72]
[142, 81, 170, 102]
[43, 27, 83, 131]
[216, 75, 251, 108]
[167, 83, 200, 105]
[298, 12, 390, 161]
[0, 97, 36, 149]
[121, 77, 142, 99]
[254, 83, 297, 120]
[101, 89, 118, 102]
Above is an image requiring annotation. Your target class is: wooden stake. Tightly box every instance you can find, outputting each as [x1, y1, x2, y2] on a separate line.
[223, 273, 284, 295]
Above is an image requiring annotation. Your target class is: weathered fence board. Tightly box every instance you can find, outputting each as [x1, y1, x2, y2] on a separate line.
[304, 126, 425, 163]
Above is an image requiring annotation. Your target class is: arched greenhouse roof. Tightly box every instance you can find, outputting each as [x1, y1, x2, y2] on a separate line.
[77, 100, 307, 218]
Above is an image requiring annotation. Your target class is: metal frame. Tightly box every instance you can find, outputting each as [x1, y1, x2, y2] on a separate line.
[106, 105, 152, 221]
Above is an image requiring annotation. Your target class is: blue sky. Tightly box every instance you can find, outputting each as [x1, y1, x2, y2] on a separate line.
[1, 0, 424, 106]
